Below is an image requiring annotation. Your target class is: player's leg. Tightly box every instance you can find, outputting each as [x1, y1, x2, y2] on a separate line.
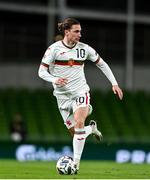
[56, 95, 102, 172]
[55, 93, 91, 171]
[66, 115, 94, 139]
[72, 92, 94, 170]
[57, 96, 102, 141]
[72, 92, 103, 170]
[73, 105, 90, 170]
[56, 94, 95, 137]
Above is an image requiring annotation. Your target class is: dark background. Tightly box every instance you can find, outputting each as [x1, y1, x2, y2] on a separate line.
[0, 0, 150, 65]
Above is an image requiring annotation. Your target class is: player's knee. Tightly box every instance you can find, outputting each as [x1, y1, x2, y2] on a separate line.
[75, 120, 84, 128]
[74, 113, 87, 123]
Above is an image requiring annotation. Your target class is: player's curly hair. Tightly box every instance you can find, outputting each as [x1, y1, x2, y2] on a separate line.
[58, 18, 80, 35]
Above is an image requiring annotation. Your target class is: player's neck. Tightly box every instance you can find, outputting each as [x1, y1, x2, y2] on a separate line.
[63, 38, 76, 47]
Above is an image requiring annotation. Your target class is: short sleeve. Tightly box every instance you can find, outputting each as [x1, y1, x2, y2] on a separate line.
[87, 45, 99, 62]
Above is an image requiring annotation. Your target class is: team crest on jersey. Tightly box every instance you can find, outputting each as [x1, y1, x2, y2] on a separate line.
[68, 59, 75, 67]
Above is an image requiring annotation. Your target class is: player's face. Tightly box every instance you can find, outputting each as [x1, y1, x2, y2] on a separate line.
[65, 24, 81, 44]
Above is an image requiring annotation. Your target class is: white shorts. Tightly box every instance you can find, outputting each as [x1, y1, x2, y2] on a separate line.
[56, 92, 93, 129]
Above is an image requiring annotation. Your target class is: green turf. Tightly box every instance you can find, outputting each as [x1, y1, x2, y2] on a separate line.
[0, 160, 150, 179]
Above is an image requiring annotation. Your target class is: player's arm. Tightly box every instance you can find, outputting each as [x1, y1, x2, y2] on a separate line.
[38, 63, 68, 86]
[38, 62, 57, 83]
[96, 57, 123, 100]
[87, 45, 123, 100]
[38, 45, 68, 86]
[96, 57, 118, 86]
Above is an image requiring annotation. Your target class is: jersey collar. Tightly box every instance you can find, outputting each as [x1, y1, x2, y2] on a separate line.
[61, 40, 77, 49]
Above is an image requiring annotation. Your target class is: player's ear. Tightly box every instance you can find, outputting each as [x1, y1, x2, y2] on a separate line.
[64, 29, 70, 36]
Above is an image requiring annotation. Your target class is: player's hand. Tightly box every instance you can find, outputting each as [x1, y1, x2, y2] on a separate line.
[112, 85, 123, 100]
[55, 78, 68, 86]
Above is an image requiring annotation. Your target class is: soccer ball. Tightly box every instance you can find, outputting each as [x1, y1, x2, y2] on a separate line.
[56, 156, 76, 175]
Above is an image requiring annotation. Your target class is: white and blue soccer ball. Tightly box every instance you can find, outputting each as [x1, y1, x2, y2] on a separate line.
[56, 156, 77, 175]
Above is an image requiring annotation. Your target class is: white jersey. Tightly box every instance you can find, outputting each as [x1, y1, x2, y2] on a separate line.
[41, 40, 99, 98]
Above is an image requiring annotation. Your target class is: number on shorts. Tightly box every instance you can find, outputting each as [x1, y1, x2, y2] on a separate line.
[76, 96, 85, 105]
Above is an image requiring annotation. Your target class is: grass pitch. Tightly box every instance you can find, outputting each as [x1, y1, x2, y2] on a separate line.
[0, 160, 149, 179]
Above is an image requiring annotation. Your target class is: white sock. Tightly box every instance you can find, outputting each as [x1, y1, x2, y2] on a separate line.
[73, 126, 92, 168]
[73, 128, 86, 168]
[73, 126, 93, 169]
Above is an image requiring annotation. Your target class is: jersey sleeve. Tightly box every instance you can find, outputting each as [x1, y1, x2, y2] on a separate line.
[41, 46, 55, 65]
[87, 45, 99, 62]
